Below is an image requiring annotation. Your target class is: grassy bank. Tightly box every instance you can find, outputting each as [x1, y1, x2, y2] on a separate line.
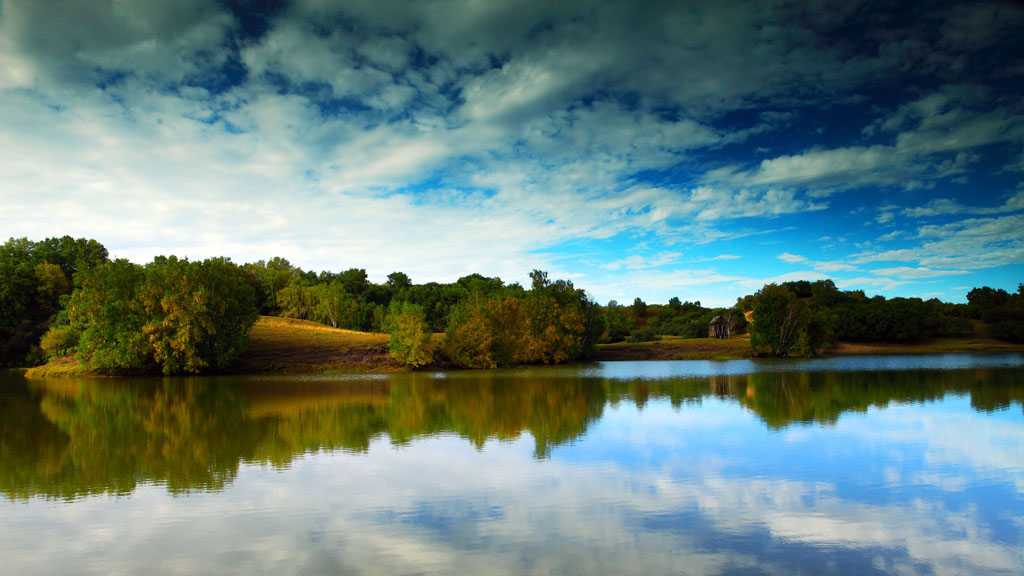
[594, 335, 754, 361]
[593, 334, 1024, 362]
[23, 356, 95, 378]
[23, 317, 1024, 379]
[26, 316, 402, 378]
[831, 337, 1024, 356]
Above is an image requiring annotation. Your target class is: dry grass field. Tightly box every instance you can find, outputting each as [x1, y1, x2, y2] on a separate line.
[234, 316, 401, 373]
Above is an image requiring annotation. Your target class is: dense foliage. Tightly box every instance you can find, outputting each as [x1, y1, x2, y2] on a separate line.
[646, 297, 748, 339]
[6, 235, 1022, 371]
[0, 236, 107, 366]
[968, 285, 1024, 342]
[437, 270, 605, 369]
[382, 301, 434, 368]
[741, 279, 986, 357]
[70, 256, 259, 374]
[746, 284, 829, 357]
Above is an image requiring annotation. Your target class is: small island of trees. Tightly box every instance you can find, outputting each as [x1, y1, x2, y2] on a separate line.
[1, 236, 1021, 375]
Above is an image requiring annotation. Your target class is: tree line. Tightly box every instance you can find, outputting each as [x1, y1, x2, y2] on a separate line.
[740, 279, 1020, 357]
[1, 237, 605, 373]
[2, 236, 1021, 371]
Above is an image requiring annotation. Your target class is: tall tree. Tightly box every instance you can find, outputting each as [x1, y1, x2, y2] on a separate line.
[749, 284, 807, 357]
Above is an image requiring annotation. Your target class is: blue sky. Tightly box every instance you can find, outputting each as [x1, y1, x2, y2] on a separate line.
[1, 0, 1022, 306]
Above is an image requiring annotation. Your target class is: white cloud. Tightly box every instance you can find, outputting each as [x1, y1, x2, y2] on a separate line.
[870, 267, 970, 280]
[0, 0, 1021, 305]
[777, 252, 807, 263]
[603, 252, 682, 271]
[903, 190, 1024, 217]
[717, 86, 1024, 194]
[854, 214, 1024, 271]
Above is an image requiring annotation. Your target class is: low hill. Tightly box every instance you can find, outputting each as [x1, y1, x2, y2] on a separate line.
[232, 316, 400, 373]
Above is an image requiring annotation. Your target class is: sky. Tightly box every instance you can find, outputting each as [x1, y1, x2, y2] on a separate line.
[1, 0, 1022, 306]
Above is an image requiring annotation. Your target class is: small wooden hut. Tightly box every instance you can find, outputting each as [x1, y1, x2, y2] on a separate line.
[709, 315, 730, 339]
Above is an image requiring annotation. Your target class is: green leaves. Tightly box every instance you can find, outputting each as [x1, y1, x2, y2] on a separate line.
[749, 284, 809, 357]
[70, 256, 258, 375]
[382, 301, 434, 368]
[0, 236, 106, 366]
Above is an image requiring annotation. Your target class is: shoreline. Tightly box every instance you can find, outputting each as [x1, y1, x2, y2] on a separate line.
[20, 317, 1024, 379]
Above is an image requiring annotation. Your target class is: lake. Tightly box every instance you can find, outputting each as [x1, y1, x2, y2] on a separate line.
[2, 354, 1023, 575]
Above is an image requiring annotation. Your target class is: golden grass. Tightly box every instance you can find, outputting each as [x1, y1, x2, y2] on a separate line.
[25, 316, 402, 377]
[23, 356, 97, 378]
[233, 316, 402, 373]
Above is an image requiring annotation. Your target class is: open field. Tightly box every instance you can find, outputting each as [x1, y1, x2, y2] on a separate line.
[233, 316, 401, 373]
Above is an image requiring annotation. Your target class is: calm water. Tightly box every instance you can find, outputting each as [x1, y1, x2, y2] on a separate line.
[2, 354, 1023, 575]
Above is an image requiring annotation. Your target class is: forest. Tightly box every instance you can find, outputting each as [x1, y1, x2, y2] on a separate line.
[1, 236, 1021, 374]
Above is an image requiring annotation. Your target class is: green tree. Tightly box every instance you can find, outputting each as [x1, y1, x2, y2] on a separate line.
[749, 284, 807, 357]
[0, 236, 107, 366]
[603, 301, 633, 343]
[70, 256, 258, 374]
[39, 325, 79, 358]
[70, 259, 150, 371]
[632, 297, 647, 318]
[382, 301, 434, 367]
[311, 281, 357, 329]
[444, 295, 495, 369]
[276, 282, 316, 320]
[386, 271, 412, 290]
[138, 257, 259, 374]
[444, 294, 533, 368]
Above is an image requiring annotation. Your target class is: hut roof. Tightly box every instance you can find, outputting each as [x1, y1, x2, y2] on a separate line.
[709, 315, 728, 325]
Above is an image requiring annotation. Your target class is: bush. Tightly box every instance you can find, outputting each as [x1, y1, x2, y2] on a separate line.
[383, 301, 434, 367]
[40, 325, 79, 358]
[627, 327, 660, 343]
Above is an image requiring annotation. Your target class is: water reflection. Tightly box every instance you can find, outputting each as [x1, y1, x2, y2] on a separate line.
[1, 357, 1023, 575]
[1, 358, 1022, 500]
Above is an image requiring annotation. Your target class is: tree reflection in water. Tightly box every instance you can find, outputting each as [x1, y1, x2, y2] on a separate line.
[1, 365, 1021, 499]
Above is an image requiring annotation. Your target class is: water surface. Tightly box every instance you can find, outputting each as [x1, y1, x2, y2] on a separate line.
[2, 354, 1023, 575]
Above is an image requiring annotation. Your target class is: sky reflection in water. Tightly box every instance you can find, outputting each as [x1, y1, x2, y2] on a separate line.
[1, 355, 1023, 575]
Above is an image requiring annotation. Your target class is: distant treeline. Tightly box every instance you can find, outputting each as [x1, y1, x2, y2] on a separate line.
[2, 236, 1022, 372]
[739, 279, 1024, 357]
